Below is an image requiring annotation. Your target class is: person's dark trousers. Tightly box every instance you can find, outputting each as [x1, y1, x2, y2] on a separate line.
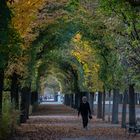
[82, 115, 88, 128]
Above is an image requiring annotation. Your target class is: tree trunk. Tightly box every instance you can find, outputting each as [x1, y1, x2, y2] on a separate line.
[65, 94, 70, 106]
[70, 94, 74, 108]
[73, 94, 75, 107]
[20, 87, 31, 123]
[139, 94, 140, 105]
[129, 84, 136, 126]
[89, 92, 94, 114]
[97, 92, 102, 118]
[20, 88, 27, 123]
[68, 94, 70, 106]
[102, 90, 106, 121]
[10, 72, 19, 109]
[31, 91, 38, 112]
[66, 94, 68, 106]
[119, 94, 123, 104]
[75, 93, 80, 109]
[135, 93, 138, 104]
[74, 93, 78, 109]
[121, 90, 127, 128]
[64, 94, 67, 105]
[0, 69, 4, 116]
[26, 89, 31, 119]
[67, 94, 71, 106]
[108, 90, 111, 122]
[64, 94, 66, 105]
[112, 89, 119, 124]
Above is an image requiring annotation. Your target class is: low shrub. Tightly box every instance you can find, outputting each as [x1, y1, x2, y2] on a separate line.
[0, 99, 20, 140]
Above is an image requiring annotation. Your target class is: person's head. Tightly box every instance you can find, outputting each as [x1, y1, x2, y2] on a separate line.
[82, 96, 87, 103]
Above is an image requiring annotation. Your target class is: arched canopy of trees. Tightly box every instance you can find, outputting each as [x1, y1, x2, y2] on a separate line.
[0, 0, 140, 128]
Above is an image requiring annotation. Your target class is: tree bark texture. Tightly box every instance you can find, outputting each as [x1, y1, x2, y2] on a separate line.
[121, 90, 128, 128]
[20, 87, 31, 123]
[97, 92, 103, 118]
[31, 91, 38, 112]
[129, 84, 136, 126]
[89, 92, 94, 114]
[102, 91, 106, 121]
[112, 89, 119, 124]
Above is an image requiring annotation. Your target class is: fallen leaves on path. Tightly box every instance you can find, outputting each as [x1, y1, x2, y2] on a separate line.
[12, 104, 140, 140]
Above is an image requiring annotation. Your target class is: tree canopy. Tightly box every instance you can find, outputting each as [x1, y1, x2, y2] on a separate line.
[0, 0, 140, 97]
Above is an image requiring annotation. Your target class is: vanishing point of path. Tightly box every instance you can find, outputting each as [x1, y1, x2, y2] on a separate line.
[12, 104, 140, 140]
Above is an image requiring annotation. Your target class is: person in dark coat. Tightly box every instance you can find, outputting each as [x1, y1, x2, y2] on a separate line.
[78, 96, 92, 129]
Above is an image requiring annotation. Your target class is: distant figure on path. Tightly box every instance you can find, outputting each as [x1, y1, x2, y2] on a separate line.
[78, 96, 92, 129]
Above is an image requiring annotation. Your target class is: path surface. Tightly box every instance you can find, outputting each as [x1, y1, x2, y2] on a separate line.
[12, 104, 140, 140]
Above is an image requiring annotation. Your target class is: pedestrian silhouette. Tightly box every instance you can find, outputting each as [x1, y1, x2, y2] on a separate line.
[78, 96, 92, 130]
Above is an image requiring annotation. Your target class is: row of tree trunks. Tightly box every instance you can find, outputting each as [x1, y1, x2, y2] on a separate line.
[118, 92, 140, 105]
[64, 92, 94, 111]
[121, 85, 136, 127]
[0, 70, 39, 124]
[111, 87, 136, 126]
[0, 69, 4, 116]
[67, 93, 80, 109]
[64, 88, 136, 128]
[111, 85, 136, 127]
[64, 92, 94, 114]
